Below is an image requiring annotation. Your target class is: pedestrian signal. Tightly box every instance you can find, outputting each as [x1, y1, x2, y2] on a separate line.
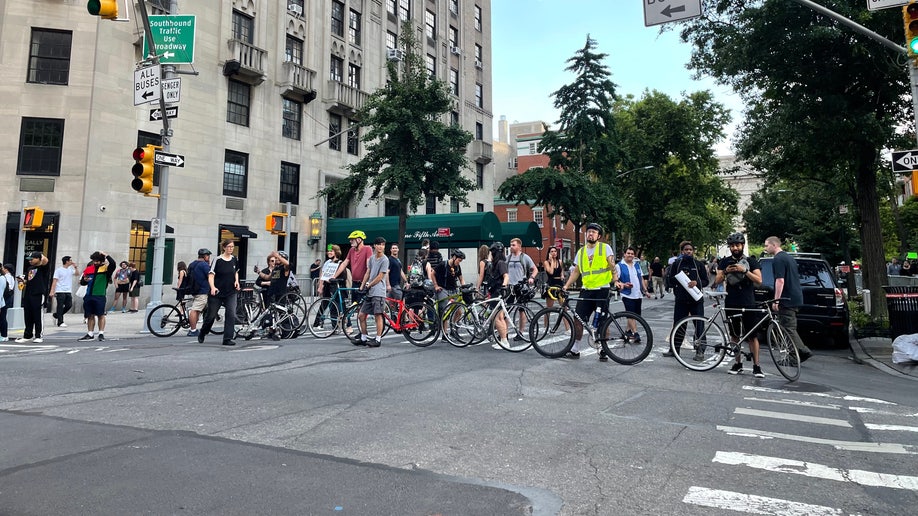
[266, 212, 287, 235]
[23, 207, 44, 230]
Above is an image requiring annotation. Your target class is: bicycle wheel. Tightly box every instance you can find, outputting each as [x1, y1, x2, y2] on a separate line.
[767, 322, 801, 382]
[442, 303, 472, 347]
[278, 292, 308, 334]
[494, 305, 534, 352]
[600, 311, 654, 365]
[667, 316, 728, 371]
[529, 307, 575, 358]
[306, 298, 340, 338]
[403, 300, 439, 346]
[147, 304, 183, 337]
[343, 301, 392, 342]
[467, 303, 491, 345]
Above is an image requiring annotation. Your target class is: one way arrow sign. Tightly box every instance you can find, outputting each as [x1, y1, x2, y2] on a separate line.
[891, 149, 918, 173]
[644, 0, 702, 27]
[153, 151, 185, 168]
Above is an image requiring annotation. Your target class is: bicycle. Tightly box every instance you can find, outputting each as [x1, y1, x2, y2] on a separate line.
[667, 290, 801, 382]
[381, 291, 440, 346]
[528, 287, 653, 365]
[147, 289, 224, 337]
[234, 296, 303, 341]
[437, 284, 486, 347]
[444, 287, 536, 351]
[305, 279, 389, 340]
[236, 282, 308, 338]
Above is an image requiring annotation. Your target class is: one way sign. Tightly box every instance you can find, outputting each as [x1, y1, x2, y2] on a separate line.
[891, 149, 918, 173]
[644, 0, 702, 27]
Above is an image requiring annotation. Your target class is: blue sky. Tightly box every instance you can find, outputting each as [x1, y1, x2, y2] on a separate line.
[491, 0, 743, 155]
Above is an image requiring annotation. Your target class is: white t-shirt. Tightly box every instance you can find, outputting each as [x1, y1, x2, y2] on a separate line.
[53, 265, 76, 293]
[573, 243, 614, 289]
[617, 261, 642, 300]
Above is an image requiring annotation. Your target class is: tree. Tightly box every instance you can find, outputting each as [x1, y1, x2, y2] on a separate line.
[499, 35, 623, 251]
[319, 22, 473, 262]
[679, 2, 907, 316]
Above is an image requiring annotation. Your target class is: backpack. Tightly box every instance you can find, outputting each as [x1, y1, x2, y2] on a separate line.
[408, 259, 425, 288]
[481, 259, 493, 287]
[185, 261, 201, 294]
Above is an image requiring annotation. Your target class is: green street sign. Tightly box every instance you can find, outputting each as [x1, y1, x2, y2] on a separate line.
[142, 15, 195, 64]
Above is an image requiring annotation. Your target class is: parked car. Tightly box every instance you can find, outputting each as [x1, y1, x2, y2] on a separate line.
[755, 253, 850, 348]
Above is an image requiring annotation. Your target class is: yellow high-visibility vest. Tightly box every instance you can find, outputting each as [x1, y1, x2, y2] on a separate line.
[578, 244, 612, 289]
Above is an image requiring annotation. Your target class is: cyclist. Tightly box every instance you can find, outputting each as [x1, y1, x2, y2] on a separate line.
[333, 230, 372, 335]
[485, 242, 510, 350]
[561, 222, 615, 360]
[713, 232, 764, 377]
[433, 249, 466, 339]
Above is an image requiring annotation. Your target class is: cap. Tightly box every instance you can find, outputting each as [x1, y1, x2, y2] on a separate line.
[26, 251, 42, 260]
[326, 244, 334, 251]
[197, 248, 213, 257]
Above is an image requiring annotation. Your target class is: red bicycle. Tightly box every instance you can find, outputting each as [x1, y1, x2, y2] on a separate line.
[382, 290, 440, 347]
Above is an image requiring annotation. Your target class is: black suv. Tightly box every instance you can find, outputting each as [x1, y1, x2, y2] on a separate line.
[755, 253, 850, 348]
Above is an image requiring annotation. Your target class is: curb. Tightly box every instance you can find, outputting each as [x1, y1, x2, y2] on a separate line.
[849, 330, 918, 381]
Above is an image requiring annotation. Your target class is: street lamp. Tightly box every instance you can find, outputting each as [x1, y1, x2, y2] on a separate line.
[308, 210, 323, 248]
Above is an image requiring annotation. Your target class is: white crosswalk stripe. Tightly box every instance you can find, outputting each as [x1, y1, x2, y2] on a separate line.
[683, 486, 843, 515]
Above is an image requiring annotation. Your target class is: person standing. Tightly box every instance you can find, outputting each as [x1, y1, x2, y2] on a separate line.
[256, 250, 290, 307]
[309, 258, 322, 295]
[649, 257, 665, 299]
[562, 223, 615, 360]
[356, 237, 389, 347]
[198, 240, 239, 346]
[475, 244, 491, 295]
[506, 238, 537, 341]
[334, 230, 372, 307]
[486, 242, 511, 350]
[186, 249, 212, 337]
[887, 258, 901, 276]
[615, 246, 651, 341]
[78, 251, 115, 342]
[543, 246, 564, 308]
[15, 252, 50, 343]
[714, 233, 765, 377]
[0, 264, 14, 342]
[432, 249, 466, 314]
[764, 236, 813, 362]
[387, 243, 408, 300]
[128, 263, 142, 312]
[112, 261, 130, 313]
[50, 256, 76, 327]
[662, 241, 709, 357]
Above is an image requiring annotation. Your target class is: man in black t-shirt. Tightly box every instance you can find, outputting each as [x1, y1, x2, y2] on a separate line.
[714, 233, 764, 377]
[17, 251, 50, 343]
[649, 257, 664, 299]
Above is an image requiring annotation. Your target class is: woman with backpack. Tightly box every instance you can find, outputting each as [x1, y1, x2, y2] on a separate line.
[474, 244, 490, 295]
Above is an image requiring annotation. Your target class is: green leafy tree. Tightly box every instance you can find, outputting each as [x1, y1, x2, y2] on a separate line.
[319, 22, 473, 261]
[679, 1, 907, 316]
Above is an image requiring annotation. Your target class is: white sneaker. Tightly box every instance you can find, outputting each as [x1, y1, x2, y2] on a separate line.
[59, 323, 68, 328]
[33, 338, 43, 343]
[491, 342, 503, 350]
[14, 337, 32, 343]
[0, 336, 7, 342]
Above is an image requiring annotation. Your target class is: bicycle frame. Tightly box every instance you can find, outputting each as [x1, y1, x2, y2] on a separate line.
[700, 293, 778, 355]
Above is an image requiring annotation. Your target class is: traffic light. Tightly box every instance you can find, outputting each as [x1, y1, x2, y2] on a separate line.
[266, 212, 287, 235]
[86, 0, 118, 20]
[904, 2, 918, 57]
[22, 207, 44, 230]
[131, 144, 160, 194]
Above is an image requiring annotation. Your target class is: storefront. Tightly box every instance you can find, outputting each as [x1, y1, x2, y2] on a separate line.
[326, 212, 503, 250]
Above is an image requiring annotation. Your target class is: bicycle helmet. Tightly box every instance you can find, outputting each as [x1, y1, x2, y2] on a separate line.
[726, 232, 745, 245]
[585, 222, 603, 235]
[348, 230, 366, 240]
[489, 242, 504, 254]
[197, 248, 212, 257]
[277, 251, 289, 260]
[451, 249, 466, 260]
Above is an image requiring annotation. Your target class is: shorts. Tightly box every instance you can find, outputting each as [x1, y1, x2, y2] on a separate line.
[191, 294, 208, 312]
[130, 284, 141, 297]
[574, 288, 610, 324]
[389, 285, 403, 300]
[83, 295, 106, 317]
[115, 283, 129, 293]
[360, 296, 386, 315]
[725, 307, 765, 340]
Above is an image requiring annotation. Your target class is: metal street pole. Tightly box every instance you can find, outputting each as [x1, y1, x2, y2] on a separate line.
[9, 200, 28, 329]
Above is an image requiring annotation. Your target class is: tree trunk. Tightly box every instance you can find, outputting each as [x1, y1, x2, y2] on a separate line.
[854, 148, 889, 319]
[397, 198, 409, 268]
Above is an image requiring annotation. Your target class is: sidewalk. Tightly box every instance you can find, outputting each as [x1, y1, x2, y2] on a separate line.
[850, 333, 918, 381]
[10, 307, 153, 342]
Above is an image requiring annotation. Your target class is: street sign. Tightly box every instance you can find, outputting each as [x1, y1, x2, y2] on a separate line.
[891, 149, 918, 173]
[150, 218, 162, 238]
[149, 106, 179, 121]
[436, 228, 451, 237]
[644, 0, 702, 27]
[153, 151, 185, 168]
[133, 64, 161, 106]
[142, 15, 196, 64]
[162, 78, 181, 103]
[866, 0, 909, 11]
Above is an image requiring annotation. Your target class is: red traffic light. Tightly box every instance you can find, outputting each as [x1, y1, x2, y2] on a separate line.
[132, 147, 147, 162]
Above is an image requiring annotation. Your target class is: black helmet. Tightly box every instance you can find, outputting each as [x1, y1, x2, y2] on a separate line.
[451, 249, 466, 260]
[726, 232, 745, 245]
[197, 248, 212, 257]
[585, 222, 603, 235]
[489, 242, 504, 254]
[277, 251, 289, 260]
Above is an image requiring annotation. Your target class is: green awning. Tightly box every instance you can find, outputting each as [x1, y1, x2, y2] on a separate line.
[501, 221, 543, 248]
[326, 212, 502, 249]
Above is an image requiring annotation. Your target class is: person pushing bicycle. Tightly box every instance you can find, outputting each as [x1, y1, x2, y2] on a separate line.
[712, 232, 764, 377]
[561, 222, 615, 361]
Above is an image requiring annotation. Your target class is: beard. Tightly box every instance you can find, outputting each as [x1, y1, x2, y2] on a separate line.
[586, 235, 597, 244]
[731, 250, 744, 260]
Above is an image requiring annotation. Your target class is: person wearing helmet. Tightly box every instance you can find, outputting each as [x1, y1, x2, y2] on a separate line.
[184, 248, 212, 337]
[712, 232, 764, 377]
[662, 240, 710, 358]
[432, 249, 466, 321]
[562, 222, 615, 360]
[486, 242, 511, 350]
[256, 249, 290, 311]
[334, 229, 373, 312]
[356, 236, 390, 347]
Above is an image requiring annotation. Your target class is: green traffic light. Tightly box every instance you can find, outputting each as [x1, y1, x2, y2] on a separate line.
[910, 37, 918, 54]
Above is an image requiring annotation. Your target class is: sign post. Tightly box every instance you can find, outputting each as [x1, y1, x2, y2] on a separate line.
[643, 0, 702, 27]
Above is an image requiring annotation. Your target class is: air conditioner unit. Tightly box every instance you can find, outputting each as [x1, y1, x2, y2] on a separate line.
[287, 4, 303, 16]
[386, 48, 405, 61]
[450, 46, 462, 55]
[474, 59, 483, 69]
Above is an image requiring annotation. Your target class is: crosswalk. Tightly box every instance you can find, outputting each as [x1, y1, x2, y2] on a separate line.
[681, 385, 918, 514]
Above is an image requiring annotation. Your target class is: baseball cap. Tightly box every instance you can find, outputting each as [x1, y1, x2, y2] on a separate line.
[326, 244, 334, 251]
[26, 251, 42, 260]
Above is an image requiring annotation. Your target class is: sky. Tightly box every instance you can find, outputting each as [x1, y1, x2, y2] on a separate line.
[490, 0, 744, 156]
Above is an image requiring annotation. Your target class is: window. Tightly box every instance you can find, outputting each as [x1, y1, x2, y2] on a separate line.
[329, 113, 342, 151]
[474, 5, 482, 31]
[507, 209, 517, 222]
[449, 68, 459, 95]
[280, 161, 300, 204]
[450, 199, 459, 213]
[288, 0, 304, 15]
[476, 162, 484, 188]
[347, 119, 359, 155]
[448, 26, 458, 48]
[384, 199, 399, 217]
[475, 83, 482, 108]
[426, 54, 435, 78]
[511, 157, 518, 169]
[28, 29, 72, 85]
[399, 0, 410, 20]
[223, 150, 248, 197]
[349, 10, 361, 45]
[426, 196, 436, 214]
[331, 1, 345, 37]
[475, 44, 482, 63]
[226, 79, 250, 126]
[450, 0, 459, 15]
[285, 35, 303, 65]
[129, 222, 150, 276]
[425, 10, 436, 40]
[330, 55, 343, 82]
[528, 142, 537, 153]
[17, 117, 63, 176]
[232, 10, 254, 43]
[282, 98, 302, 140]
[347, 63, 361, 89]
[533, 208, 544, 228]
[451, 110, 460, 126]
[476, 203, 484, 213]
[475, 122, 483, 140]
[386, 0, 397, 16]
[386, 31, 398, 50]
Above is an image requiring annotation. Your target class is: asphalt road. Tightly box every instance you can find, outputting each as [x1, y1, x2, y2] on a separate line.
[1, 297, 916, 515]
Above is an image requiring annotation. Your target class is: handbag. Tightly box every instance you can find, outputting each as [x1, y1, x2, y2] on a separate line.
[76, 285, 87, 298]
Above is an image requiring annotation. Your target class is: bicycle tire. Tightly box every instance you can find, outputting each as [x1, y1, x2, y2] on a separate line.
[528, 307, 575, 358]
[467, 303, 491, 345]
[403, 300, 440, 346]
[767, 322, 801, 382]
[667, 316, 728, 371]
[342, 300, 392, 342]
[147, 304, 183, 337]
[276, 292, 307, 333]
[441, 303, 472, 347]
[494, 304, 534, 352]
[273, 305, 299, 339]
[600, 311, 654, 365]
[306, 298, 340, 338]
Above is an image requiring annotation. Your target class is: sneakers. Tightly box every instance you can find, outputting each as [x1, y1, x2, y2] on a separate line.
[187, 330, 199, 337]
[753, 365, 765, 378]
[33, 338, 44, 343]
[798, 349, 813, 363]
[197, 331, 205, 343]
[97, 334, 106, 342]
[512, 334, 525, 342]
[367, 337, 381, 348]
[78, 334, 95, 342]
[222, 340, 236, 346]
[566, 351, 580, 359]
[728, 362, 743, 375]
[631, 332, 641, 344]
[14, 337, 32, 343]
[598, 350, 608, 362]
[0, 336, 7, 342]
[661, 349, 676, 358]
[693, 350, 705, 362]
[58, 323, 68, 328]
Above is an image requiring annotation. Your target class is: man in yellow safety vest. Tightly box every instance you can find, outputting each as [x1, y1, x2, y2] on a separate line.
[562, 222, 615, 361]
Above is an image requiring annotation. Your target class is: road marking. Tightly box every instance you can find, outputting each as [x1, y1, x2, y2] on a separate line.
[744, 397, 842, 410]
[713, 451, 918, 491]
[734, 407, 852, 427]
[683, 486, 843, 515]
[864, 424, 918, 433]
[229, 345, 280, 352]
[850, 407, 918, 417]
[717, 425, 917, 454]
[742, 385, 896, 405]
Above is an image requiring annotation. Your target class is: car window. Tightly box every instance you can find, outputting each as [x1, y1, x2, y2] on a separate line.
[757, 258, 835, 288]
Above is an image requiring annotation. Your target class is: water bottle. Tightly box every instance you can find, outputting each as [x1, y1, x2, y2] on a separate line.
[591, 307, 601, 329]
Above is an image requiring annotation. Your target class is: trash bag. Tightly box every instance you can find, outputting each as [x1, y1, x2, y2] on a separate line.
[891, 333, 918, 364]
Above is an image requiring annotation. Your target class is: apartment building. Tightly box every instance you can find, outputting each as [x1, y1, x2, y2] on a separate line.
[1, 0, 493, 284]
